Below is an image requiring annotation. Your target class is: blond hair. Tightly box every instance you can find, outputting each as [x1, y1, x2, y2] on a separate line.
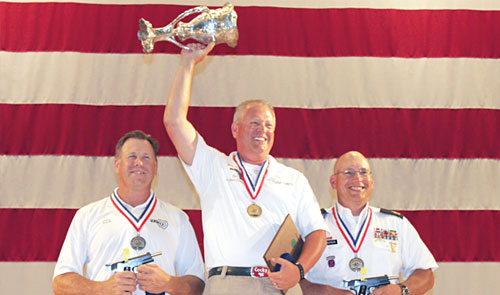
[233, 99, 275, 123]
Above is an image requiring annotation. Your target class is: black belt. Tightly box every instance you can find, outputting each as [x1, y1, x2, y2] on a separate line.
[208, 266, 269, 278]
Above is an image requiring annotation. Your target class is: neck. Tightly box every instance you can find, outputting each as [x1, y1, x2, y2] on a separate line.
[338, 201, 367, 216]
[116, 186, 151, 207]
[238, 151, 267, 166]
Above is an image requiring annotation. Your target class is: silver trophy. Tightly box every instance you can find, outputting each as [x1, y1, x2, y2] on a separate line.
[138, 2, 238, 53]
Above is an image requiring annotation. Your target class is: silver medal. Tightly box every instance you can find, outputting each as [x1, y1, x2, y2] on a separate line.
[130, 235, 146, 251]
[349, 256, 364, 272]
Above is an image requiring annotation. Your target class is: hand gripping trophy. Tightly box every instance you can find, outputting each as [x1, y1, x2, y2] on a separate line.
[138, 2, 238, 53]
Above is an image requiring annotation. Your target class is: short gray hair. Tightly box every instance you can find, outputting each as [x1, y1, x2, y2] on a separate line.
[233, 99, 276, 123]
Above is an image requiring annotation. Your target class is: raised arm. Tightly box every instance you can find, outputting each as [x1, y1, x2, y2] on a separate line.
[163, 42, 215, 165]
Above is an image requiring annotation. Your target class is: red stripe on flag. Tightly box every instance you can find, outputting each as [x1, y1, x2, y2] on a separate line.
[0, 208, 204, 262]
[2, 104, 500, 159]
[0, 208, 497, 262]
[1, 2, 499, 57]
[404, 210, 500, 262]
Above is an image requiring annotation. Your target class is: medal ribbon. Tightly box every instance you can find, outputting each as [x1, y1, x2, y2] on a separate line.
[332, 205, 372, 254]
[110, 189, 157, 232]
[233, 153, 269, 201]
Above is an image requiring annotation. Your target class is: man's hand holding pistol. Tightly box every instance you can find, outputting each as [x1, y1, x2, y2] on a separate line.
[105, 251, 166, 295]
[344, 275, 400, 295]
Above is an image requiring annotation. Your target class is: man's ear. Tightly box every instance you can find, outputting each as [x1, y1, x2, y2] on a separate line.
[231, 122, 238, 139]
[154, 160, 159, 176]
[330, 173, 337, 190]
[113, 157, 119, 174]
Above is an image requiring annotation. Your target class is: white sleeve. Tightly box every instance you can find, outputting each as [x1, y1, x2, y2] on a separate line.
[400, 218, 438, 280]
[180, 133, 226, 198]
[53, 208, 88, 278]
[295, 173, 328, 237]
[174, 213, 205, 281]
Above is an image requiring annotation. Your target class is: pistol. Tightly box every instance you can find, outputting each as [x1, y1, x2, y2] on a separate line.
[343, 275, 398, 295]
[105, 251, 162, 273]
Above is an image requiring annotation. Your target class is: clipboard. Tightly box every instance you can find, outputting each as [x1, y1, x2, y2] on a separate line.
[263, 214, 304, 272]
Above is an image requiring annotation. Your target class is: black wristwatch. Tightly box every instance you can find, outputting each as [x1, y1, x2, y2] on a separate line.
[295, 262, 305, 280]
[398, 283, 410, 295]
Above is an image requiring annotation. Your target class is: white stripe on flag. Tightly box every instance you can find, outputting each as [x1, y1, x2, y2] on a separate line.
[2, 155, 499, 210]
[2, 52, 500, 109]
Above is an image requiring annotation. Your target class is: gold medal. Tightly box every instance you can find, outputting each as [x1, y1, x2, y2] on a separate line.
[247, 203, 262, 217]
[233, 154, 269, 218]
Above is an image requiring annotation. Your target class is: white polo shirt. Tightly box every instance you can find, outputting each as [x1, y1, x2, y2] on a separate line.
[181, 134, 328, 269]
[306, 203, 438, 289]
[54, 190, 205, 295]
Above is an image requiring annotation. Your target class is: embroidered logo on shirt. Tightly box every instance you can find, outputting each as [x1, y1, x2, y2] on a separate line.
[266, 177, 293, 186]
[150, 218, 168, 229]
[226, 165, 243, 183]
[229, 167, 243, 180]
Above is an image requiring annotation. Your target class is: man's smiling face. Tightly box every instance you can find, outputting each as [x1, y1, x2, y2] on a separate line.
[231, 103, 275, 165]
[114, 138, 157, 190]
[330, 151, 374, 211]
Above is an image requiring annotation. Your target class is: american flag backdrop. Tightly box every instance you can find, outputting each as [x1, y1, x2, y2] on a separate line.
[1, 0, 499, 294]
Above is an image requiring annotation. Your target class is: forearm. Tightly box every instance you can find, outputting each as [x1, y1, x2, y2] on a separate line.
[53, 272, 106, 295]
[300, 279, 351, 295]
[297, 230, 326, 273]
[164, 59, 195, 127]
[401, 268, 434, 295]
[166, 275, 204, 295]
[163, 56, 198, 164]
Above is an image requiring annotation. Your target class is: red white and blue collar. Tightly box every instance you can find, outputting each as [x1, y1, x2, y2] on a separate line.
[110, 188, 157, 232]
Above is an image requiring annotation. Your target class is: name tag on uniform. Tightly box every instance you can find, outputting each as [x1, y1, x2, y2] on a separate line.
[327, 238, 338, 246]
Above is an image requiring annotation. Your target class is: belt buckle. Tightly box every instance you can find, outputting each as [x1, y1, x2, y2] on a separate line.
[250, 266, 269, 278]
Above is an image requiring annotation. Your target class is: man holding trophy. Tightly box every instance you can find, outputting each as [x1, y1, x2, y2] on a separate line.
[153, 5, 327, 294]
[163, 40, 327, 294]
[141, 3, 327, 293]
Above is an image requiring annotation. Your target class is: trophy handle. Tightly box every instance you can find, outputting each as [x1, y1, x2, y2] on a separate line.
[155, 6, 210, 44]
[167, 6, 210, 29]
[163, 37, 189, 50]
[139, 6, 210, 52]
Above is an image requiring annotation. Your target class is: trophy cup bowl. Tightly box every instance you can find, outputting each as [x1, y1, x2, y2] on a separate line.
[138, 2, 238, 53]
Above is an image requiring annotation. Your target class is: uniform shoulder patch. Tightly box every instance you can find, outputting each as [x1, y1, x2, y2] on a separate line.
[380, 208, 404, 219]
[320, 208, 328, 218]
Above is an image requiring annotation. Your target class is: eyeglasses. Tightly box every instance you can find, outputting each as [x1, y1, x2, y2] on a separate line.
[334, 168, 372, 178]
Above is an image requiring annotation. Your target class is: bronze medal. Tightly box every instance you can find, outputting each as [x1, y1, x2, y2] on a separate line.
[247, 203, 262, 217]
